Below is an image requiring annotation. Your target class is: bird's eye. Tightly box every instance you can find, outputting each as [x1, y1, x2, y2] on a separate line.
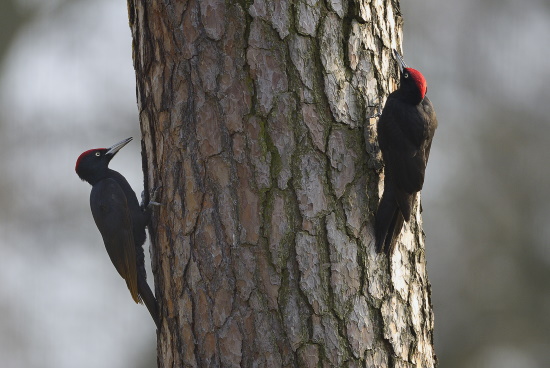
[404, 72, 409, 78]
[95, 152, 101, 157]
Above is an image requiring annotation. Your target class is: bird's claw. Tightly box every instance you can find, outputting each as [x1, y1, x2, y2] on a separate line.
[368, 104, 382, 119]
[149, 186, 162, 203]
[141, 186, 163, 210]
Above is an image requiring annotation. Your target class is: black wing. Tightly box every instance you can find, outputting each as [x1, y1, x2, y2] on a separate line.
[90, 178, 140, 303]
[378, 96, 437, 195]
[419, 96, 438, 168]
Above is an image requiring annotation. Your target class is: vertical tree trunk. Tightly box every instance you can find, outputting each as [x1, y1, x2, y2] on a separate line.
[128, 0, 436, 367]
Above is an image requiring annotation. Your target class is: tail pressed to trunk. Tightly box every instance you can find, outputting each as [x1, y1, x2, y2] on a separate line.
[138, 276, 160, 329]
[375, 186, 405, 255]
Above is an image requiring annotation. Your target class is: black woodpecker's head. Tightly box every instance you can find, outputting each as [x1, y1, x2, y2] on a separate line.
[393, 49, 427, 104]
[75, 137, 133, 185]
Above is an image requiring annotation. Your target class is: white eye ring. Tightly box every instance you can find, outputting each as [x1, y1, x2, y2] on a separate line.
[95, 152, 101, 157]
[404, 73, 409, 78]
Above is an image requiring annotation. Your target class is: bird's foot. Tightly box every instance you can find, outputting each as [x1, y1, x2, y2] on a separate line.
[149, 185, 162, 202]
[367, 103, 382, 119]
[141, 186, 163, 210]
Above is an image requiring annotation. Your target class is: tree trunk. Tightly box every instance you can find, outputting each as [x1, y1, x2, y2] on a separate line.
[127, 0, 436, 367]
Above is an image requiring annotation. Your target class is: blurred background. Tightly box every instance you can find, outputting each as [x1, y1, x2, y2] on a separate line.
[0, 0, 548, 367]
[0, 1, 155, 367]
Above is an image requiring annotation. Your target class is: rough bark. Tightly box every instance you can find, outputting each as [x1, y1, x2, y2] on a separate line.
[127, 0, 436, 367]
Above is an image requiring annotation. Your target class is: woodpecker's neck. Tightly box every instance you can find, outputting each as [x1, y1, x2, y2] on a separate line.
[86, 168, 118, 186]
[395, 84, 424, 105]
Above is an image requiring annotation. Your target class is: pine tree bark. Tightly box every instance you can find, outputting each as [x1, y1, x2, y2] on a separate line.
[127, 0, 436, 367]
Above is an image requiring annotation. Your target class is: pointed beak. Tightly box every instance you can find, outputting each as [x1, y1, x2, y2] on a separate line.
[393, 49, 408, 73]
[106, 137, 133, 157]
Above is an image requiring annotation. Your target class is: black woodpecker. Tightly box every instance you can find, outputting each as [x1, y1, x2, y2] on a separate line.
[375, 50, 438, 255]
[75, 137, 160, 328]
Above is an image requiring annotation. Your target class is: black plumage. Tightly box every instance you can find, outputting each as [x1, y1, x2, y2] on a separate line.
[76, 137, 159, 328]
[375, 50, 438, 255]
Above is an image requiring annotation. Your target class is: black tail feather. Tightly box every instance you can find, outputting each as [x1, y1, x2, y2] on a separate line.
[375, 189, 396, 253]
[138, 277, 160, 329]
[375, 185, 406, 255]
[384, 210, 404, 255]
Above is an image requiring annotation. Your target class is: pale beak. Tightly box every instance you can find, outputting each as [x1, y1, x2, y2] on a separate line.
[106, 137, 133, 157]
[393, 49, 408, 73]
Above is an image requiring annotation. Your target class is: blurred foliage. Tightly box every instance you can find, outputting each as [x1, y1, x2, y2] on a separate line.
[0, 1, 27, 65]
